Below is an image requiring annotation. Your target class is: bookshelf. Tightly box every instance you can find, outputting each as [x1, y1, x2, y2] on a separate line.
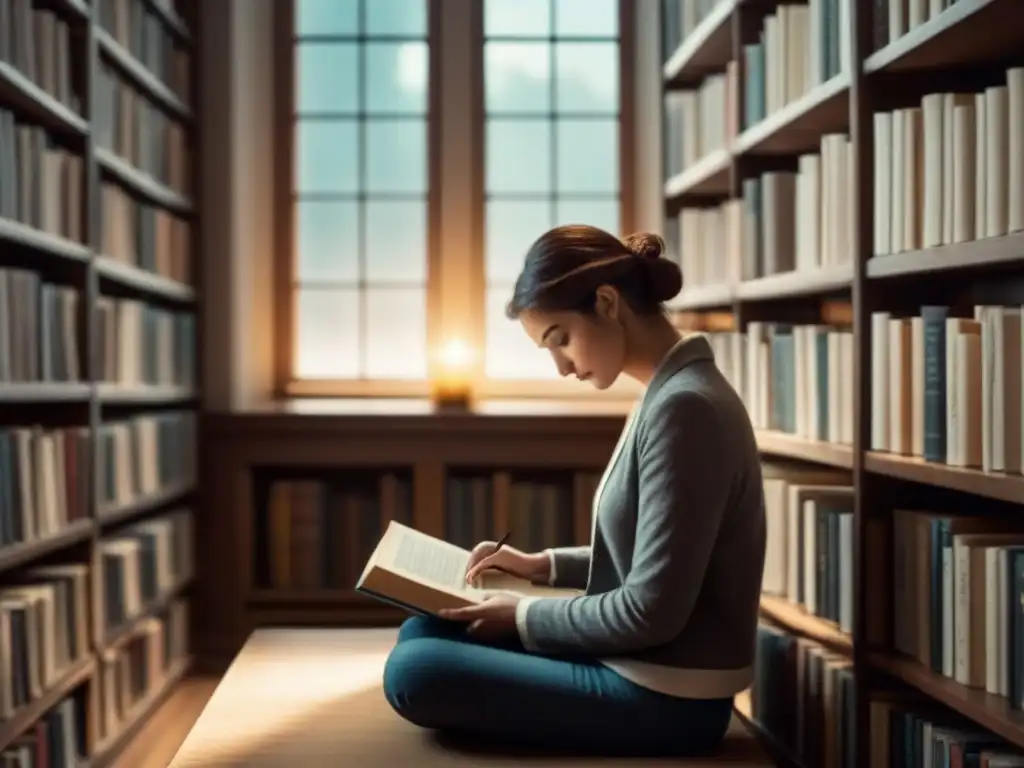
[0, 0, 198, 765]
[662, 0, 1024, 765]
[197, 402, 623, 663]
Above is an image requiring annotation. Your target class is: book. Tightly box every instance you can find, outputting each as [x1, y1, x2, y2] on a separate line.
[355, 521, 582, 616]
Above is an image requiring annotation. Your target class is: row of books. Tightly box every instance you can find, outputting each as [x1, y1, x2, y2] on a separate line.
[872, 69, 1024, 258]
[99, 599, 188, 744]
[95, 297, 196, 389]
[445, 472, 599, 553]
[101, 181, 192, 286]
[254, 469, 603, 592]
[663, 66, 737, 177]
[1, 690, 86, 766]
[892, 508, 1024, 706]
[759, 464, 854, 635]
[701, 323, 855, 444]
[257, 473, 414, 591]
[0, 425, 90, 551]
[98, 411, 196, 514]
[96, 0, 192, 106]
[751, 622, 854, 767]
[0, 0, 80, 116]
[661, 0, 727, 60]
[751, 622, 1024, 766]
[666, 200, 741, 290]
[94, 62, 190, 198]
[99, 509, 193, 637]
[876, 0, 968, 53]
[1, 273, 198, 388]
[742, 0, 850, 131]
[872, 305, 1022, 474]
[664, 129, 854, 293]
[0, 111, 85, 243]
[0, 563, 91, 719]
[743, 132, 854, 279]
[0, 269, 80, 384]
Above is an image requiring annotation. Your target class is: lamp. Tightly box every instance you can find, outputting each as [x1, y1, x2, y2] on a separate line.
[431, 339, 475, 411]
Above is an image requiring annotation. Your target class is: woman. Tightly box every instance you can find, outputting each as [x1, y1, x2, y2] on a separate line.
[382, 225, 767, 758]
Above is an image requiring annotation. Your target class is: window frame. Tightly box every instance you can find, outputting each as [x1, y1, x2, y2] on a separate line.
[274, 0, 636, 400]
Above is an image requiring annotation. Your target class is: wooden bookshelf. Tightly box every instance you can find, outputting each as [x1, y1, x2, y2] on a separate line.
[662, 0, 1024, 764]
[759, 595, 852, 654]
[865, 452, 1024, 505]
[0, 0, 199, 763]
[733, 75, 850, 156]
[662, 0, 736, 88]
[870, 653, 1024, 749]
[755, 430, 854, 469]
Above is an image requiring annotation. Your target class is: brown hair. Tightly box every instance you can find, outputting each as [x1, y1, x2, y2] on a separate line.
[505, 225, 683, 319]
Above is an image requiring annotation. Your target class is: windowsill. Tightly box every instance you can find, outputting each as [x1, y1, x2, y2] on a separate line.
[283, 375, 645, 401]
[206, 396, 634, 420]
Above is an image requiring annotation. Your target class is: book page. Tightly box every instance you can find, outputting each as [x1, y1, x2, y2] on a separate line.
[388, 526, 472, 592]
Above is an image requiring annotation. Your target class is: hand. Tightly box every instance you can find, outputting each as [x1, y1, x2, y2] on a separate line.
[464, 540, 548, 585]
[439, 594, 521, 640]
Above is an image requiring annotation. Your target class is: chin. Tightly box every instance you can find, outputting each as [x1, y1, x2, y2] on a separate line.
[586, 373, 616, 390]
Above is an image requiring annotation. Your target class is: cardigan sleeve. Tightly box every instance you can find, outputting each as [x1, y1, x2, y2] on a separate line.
[514, 391, 732, 655]
[543, 546, 591, 589]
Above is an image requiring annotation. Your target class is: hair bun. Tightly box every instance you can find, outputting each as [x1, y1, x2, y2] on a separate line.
[622, 232, 666, 260]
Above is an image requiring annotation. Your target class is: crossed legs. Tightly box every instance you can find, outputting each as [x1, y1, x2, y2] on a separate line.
[382, 615, 734, 757]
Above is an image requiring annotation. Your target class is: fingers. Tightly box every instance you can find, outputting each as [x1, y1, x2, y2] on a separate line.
[465, 553, 500, 584]
[438, 604, 480, 621]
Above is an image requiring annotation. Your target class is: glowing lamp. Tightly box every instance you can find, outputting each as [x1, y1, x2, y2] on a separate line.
[431, 339, 475, 410]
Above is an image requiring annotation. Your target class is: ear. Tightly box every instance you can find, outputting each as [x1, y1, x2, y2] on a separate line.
[593, 285, 619, 321]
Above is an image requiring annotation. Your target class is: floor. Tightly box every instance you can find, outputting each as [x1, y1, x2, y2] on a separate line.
[112, 675, 219, 768]
[154, 628, 774, 768]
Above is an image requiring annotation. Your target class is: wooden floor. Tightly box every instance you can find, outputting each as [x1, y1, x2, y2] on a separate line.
[144, 628, 776, 768]
[112, 675, 219, 768]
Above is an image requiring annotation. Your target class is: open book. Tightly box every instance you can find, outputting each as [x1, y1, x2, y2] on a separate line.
[355, 521, 582, 615]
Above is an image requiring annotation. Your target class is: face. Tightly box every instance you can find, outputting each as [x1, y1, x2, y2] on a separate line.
[519, 287, 627, 389]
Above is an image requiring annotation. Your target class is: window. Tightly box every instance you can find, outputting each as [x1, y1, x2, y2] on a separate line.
[279, 0, 632, 395]
[483, 0, 622, 380]
[289, 0, 431, 381]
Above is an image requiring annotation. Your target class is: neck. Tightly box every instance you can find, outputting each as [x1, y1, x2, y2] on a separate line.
[622, 313, 683, 387]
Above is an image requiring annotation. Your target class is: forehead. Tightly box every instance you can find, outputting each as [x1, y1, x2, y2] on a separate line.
[519, 309, 574, 347]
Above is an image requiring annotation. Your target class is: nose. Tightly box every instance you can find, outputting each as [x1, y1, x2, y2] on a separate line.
[554, 357, 575, 378]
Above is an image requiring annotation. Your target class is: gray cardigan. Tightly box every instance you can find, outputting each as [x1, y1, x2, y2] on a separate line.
[514, 335, 767, 699]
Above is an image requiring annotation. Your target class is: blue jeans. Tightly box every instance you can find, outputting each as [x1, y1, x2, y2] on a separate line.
[382, 615, 735, 757]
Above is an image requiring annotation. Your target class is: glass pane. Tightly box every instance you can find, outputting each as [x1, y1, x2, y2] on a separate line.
[296, 201, 359, 282]
[365, 287, 428, 378]
[366, 0, 428, 37]
[554, 198, 620, 236]
[365, 201, 428, 282]
[485, 0, 550, 37]
[295, 288, 360, 378]
[365, 42, 428, 114]
[485, 286, 558, 379]
[296, 43, 358, 114]
[485, 42, 550, 114]
[555, 0, 618, 37]
[486, 119, 551, 194]
[555, 42, 618, 114]
[296, 0, 358, 35]
[296, 120, 359, 193]
[556, 118, 618, 193]
[366, 118, 427, 193]
[486, 200, 550, 283]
